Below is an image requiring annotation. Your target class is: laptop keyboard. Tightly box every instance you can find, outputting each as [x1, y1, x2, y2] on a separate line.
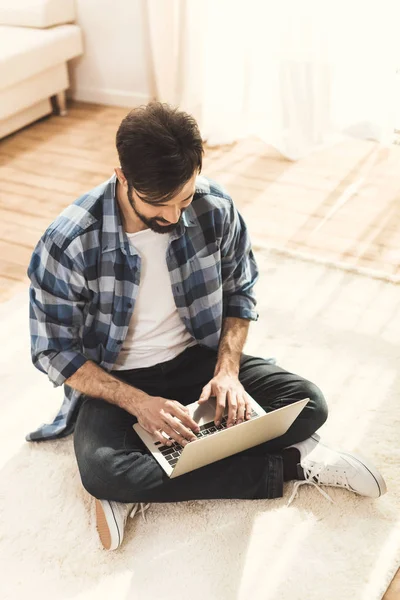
[155, 408, 259, 468]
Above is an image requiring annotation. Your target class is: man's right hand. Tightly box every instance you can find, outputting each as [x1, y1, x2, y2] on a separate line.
[64, 361, 199, 446]
[133, 395, 200, 447]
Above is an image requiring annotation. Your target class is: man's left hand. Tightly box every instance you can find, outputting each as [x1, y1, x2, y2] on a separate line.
[197, 373, 252, 427]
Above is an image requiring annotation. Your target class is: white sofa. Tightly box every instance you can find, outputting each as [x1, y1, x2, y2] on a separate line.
[0, 0, 83, 139]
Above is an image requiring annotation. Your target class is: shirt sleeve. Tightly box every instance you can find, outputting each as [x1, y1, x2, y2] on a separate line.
[220, 198, 259, 321]
[27, 235, 89, 387]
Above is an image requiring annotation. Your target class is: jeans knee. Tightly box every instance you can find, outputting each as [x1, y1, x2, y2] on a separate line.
[79, 466, 106, 499]
[303, 381, 329, 429]
[76, 457, 106, 499]
[75, 441, 116, 498]
[75, 442, 150, 501]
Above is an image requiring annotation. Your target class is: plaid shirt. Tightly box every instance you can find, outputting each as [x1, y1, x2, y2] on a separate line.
[26, 173, 259, 442]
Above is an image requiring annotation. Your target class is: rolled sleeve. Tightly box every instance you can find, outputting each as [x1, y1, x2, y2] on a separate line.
[220, 199, 259, 322]
[28, 236, 89, 387]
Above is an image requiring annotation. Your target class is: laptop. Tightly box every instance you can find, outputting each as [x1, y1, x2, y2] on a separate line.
[133, 393, 309, 478]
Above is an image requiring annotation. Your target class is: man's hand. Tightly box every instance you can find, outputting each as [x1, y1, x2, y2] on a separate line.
[198, 373, 252, 428]
[64, 362, 199, 446]
[134, 395, 200, 447]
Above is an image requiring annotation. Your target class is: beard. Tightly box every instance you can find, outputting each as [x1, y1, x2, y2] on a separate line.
[127, 184, 183, 234]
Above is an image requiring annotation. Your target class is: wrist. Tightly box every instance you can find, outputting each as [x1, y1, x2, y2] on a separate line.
[116, 382, 148, 413]
[214, 360, 240, 378]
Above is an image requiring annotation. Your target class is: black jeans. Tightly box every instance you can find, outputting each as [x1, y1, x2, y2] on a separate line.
[73, 344, 328, 503]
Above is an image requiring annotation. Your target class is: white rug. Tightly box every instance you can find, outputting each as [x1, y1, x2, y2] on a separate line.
[0, 250, 399, 600]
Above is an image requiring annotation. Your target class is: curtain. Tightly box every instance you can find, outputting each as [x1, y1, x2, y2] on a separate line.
[145, 0, 399, 160]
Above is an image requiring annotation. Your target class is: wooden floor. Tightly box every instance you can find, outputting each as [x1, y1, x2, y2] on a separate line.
[0, 100, 399, 597]
[1, 101, 400, 302]
[206, 138, 400, 282]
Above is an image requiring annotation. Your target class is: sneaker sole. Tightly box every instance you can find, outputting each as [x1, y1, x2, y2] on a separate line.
[311, 435, 387, 497]
[95, 499, 118, 550]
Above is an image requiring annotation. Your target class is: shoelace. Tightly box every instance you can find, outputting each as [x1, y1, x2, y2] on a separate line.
[286, 462, 351, 507]
[128, 502, 151, 522]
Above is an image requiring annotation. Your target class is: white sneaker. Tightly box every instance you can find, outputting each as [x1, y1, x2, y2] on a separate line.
[285, 433, 387, 507]
[95, 499, 151, 550]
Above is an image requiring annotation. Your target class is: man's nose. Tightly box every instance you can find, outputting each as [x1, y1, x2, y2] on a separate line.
[163, 206, 180, 223]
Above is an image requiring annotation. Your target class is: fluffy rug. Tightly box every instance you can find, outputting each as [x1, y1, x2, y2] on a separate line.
[0, 250, 399, 600]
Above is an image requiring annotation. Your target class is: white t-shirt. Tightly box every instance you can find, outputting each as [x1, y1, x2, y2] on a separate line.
[112, 228, 197, 370]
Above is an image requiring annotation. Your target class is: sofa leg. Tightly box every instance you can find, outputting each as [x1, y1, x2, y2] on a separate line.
[54, 91, 67, 116]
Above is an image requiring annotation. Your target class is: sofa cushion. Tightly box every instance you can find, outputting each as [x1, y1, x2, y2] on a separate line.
[0, 24, 83, 90]
[0, 0, 75, 29]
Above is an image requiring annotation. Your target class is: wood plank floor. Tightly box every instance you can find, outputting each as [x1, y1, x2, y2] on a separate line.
[1, 101, 400, 302]
[0, 100, 399, 597]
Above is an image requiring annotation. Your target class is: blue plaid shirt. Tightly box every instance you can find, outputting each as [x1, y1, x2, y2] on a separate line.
[26, 173, 259, 442]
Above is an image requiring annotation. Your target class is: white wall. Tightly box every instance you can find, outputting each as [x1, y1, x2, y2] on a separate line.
[68, 0, 152, 107]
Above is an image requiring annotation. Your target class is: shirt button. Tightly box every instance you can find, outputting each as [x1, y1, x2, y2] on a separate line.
[127, 303, 132, 308]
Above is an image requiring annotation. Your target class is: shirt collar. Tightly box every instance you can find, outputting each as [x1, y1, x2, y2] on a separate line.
[101, 173, 197, 253]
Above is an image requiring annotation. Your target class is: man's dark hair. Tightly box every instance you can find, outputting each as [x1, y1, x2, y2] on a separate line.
[116, 101, 204, 203]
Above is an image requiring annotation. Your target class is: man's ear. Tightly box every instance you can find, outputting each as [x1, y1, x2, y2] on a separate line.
[114, 167, 127, 188]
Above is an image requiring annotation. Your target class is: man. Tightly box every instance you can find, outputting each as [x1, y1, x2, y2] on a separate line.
[27, 102, 387, 551]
